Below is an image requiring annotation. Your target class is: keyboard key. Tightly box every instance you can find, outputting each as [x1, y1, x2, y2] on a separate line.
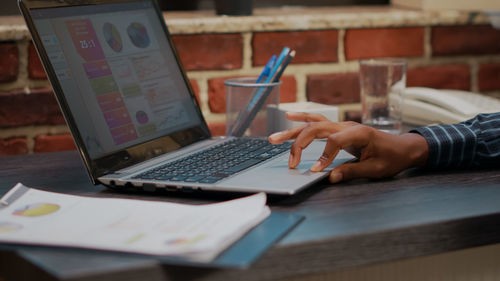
[170, 176, 189, 181]
[256, 152, 272, 160]
[200, 176, 224, 184]
[155, 175, 175, 180]
[184, 175, 206, 182]
[223, 158, 262, 174]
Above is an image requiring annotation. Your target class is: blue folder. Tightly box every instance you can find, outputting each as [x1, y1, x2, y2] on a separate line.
[0, 212, 303, 271]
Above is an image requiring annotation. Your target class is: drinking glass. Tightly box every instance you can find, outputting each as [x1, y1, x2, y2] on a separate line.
[359, 58, 407, 134]
[225, 78, 280, 137]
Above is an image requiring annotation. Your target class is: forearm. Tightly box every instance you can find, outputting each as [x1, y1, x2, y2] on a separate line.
[410, 112, 500, 169]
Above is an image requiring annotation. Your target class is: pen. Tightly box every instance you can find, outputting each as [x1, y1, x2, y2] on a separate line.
[264, 47, 290, 83]
[246, 47, 290, 110]
[228, 48, 290, 136]
[271, 50, 295, 83]
[229, 49, 295, 137]
[256, 55, 276, 83]
[247, 49, 294, 110]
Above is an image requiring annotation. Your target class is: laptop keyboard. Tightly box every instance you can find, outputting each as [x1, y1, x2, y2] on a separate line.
[133, 138, 292, 184]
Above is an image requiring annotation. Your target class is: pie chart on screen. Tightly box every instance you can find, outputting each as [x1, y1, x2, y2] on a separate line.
[127, 22, 150, 48]
[13, 203, 60, 217]
[103, 22, 123, 53]
[136, 110, 149, 124]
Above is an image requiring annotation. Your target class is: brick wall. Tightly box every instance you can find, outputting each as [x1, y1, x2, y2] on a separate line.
[1, 13, 500, 156]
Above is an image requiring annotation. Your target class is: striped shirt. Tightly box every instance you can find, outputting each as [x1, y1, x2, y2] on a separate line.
[410, 112, 500, 168]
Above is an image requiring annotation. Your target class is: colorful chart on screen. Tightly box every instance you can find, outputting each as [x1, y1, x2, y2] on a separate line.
[0, 222, 22, 232]
[12, 203, 60, 217]
[102, 22, 123, 53]
[127, 22, 150, 48]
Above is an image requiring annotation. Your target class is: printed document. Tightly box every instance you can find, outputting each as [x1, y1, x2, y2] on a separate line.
[0, 183, 270, 262]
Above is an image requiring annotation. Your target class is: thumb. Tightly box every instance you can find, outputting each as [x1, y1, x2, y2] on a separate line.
[329, 161, 378, 183]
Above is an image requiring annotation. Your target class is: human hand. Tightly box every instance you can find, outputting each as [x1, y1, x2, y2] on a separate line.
[268, 112, 429, 183]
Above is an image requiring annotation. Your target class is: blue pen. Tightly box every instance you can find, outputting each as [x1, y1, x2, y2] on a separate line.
[256, 55, 276, 83]
[247, 47, 290, 109]
[264, 47, 290, 84]
[228, 47, 291, 136]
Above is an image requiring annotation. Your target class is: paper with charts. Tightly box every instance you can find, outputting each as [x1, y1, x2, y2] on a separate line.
[0, 183, 270, 262]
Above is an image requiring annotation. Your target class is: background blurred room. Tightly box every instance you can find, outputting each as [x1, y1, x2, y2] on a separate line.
[1, 0, 390, 15]
[0, 0, 499, 155]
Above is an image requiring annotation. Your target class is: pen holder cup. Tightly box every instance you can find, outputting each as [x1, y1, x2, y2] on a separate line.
[225, 78, 281, 137]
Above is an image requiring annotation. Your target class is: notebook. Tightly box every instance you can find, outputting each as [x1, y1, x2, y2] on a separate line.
[18, 0, 354, 195]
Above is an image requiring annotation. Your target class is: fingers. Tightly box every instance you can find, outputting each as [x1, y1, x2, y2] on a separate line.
[288, 122, 344, 168]
[269, 121, 362, 170]
[286, 112, 328, 122]
[269, 119, 359, 144]
[288, 125, 324, 168]
[310, 125, 371, 172]
[268, 124, 307, 144]
[269, 112, 328, 144]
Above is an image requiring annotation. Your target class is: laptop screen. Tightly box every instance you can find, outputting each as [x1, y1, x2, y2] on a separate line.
[30, 1, 207, 160]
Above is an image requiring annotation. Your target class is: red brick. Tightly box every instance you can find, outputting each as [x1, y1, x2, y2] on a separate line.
[0, 89, 65, 128]
[432, 25, 500, 56]
[307, 72, 360, 105]
[344, 111, 362, 123]
[208, 75, 296, 113]
[279, 76, 297, 103]
[208, 122, 226, 136]
[252, 30, 338, 66]
[0, 137, 28, 156]
[478, 62, 500, 91]
[345, 27, 425, 60]
[0, 43, 19, 83]
[407, 64, 470, 90]
[172, 34, 243, 71]
[190, 79, 201, 103]
[34, 134, 76, 153]
[28, 42, 47, 79]
[208, 76, 232, 113]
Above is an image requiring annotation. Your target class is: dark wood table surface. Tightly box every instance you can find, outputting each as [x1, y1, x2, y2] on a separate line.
[1, 150, 500, 281]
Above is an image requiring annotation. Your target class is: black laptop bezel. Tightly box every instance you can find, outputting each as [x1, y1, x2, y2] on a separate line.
[18, 0, 212, 184]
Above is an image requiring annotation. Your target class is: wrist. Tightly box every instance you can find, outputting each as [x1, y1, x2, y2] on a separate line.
[400, 133, 429, 167]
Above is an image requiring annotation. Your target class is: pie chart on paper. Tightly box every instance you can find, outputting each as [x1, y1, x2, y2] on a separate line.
[0, 222, 22, 232]
[13, 203, 60, 217]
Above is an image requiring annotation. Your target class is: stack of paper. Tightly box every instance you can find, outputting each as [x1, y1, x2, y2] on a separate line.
[0, 183, 270, 262]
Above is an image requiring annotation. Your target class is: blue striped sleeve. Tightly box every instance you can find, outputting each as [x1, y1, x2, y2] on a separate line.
[410, 112, 500, 169]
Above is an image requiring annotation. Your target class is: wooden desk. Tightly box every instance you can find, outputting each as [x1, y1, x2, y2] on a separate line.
[1, 151, 500, 281]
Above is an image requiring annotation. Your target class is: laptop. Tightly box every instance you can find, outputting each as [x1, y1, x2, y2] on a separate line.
[19, 0, 354, 195]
